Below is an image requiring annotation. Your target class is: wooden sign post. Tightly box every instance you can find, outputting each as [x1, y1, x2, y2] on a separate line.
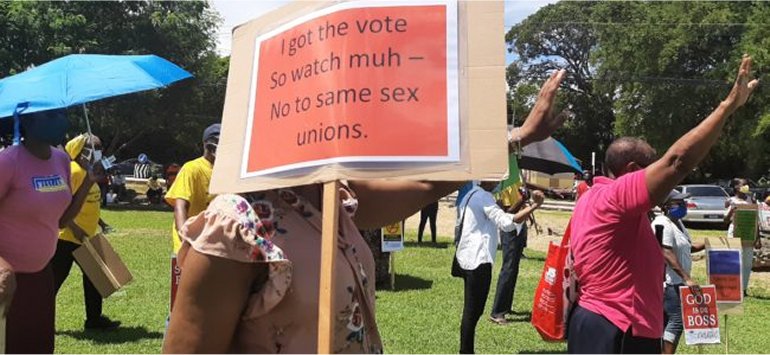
[318, 181, 341, 353]
[211, 1, 507, 353]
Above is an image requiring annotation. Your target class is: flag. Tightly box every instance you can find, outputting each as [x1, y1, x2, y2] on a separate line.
[496, 154, 523, 207]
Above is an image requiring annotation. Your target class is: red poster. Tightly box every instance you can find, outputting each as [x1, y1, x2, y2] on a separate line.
[679, 285, 720, 345]
[244, 0, 459, 176]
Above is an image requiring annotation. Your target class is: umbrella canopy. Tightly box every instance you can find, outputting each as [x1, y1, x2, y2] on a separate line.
[0, 54, 193, 118]
[519, 137, 582, 175]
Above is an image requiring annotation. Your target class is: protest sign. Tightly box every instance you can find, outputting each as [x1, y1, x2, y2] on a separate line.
[211, 0, 507, 193]
[707, 249, 743, 303]
[734, 205, 758, 242]
[680, 285, 720, 345]
[170, 255, 181, 312]
[381, 221, 404, 252]
[213, 1, 505, 352]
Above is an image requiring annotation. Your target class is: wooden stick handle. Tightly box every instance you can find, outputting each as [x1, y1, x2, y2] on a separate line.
[317, 181, 340, 354]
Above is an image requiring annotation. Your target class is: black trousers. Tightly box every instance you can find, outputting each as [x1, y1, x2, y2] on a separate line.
[50, 239, 103, 321]
[460, 263, 492, 354]
[418, 201, 439, 243]
[567, 304, 661, 354]
[490, 225, 527, 317]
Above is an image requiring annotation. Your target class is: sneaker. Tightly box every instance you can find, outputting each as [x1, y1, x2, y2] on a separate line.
[85, 316, 121, 330]
[489, 316, 510, 325]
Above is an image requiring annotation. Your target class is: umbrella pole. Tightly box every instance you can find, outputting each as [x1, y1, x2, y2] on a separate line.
[82, 104, 97, 154]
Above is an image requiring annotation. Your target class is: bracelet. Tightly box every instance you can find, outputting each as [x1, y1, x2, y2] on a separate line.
[508, 128, 523, 157]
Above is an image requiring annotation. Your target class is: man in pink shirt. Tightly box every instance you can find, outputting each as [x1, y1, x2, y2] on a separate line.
[568, 56, 759, 354]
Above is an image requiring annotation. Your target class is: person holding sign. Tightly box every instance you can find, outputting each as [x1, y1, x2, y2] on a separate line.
[162, 69, 568, 353]
[567, 56, 758, 354]
[652, 190, 705, 354]
[724, 178, 760, 296]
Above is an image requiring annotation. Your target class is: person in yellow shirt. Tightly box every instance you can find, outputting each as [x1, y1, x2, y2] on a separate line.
[51, 133, 120, 330]
[165, 123, 219, 254]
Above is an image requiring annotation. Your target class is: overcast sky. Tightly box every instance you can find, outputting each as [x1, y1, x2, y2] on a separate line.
[210, 0, 558, 62]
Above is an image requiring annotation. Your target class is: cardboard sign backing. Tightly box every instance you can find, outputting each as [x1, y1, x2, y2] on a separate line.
[211, 0, 506, 193]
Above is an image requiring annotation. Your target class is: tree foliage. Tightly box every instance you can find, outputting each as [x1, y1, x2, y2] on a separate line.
[0, 1, 226, 164]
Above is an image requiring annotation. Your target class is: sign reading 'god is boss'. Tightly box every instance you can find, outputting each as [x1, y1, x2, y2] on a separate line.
[211, 0, 507, 193]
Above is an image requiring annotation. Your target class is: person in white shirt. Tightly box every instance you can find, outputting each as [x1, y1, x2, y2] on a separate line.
[455, 181, 543, 353]
[653, 190, 705, 354]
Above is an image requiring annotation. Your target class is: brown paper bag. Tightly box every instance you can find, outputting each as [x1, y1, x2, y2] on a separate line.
[73, 234, 133, 298]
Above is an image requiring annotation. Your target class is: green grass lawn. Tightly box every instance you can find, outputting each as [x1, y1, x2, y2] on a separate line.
[54, 210, 770, 353]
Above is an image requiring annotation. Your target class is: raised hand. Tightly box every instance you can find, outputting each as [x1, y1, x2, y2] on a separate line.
[531, 190, 545, 206]
[725, 55, 760, 110]
[517, 69, 567, 147]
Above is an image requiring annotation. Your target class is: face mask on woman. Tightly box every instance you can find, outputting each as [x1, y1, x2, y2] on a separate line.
[342, 197, 359, 217]
[666, 204, 687, 220]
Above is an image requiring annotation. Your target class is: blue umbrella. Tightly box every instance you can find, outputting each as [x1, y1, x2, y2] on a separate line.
[519, 137, 582, 175]
[0, 54, 193, 145]
[0, 54, 192, 118]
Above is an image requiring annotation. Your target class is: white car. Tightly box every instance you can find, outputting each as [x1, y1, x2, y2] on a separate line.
[677, 185, 730, 226]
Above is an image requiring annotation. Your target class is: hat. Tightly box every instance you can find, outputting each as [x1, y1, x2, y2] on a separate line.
[138, 153, 149, 164]
[202, 123, 221, 142]
[665, 190, 690, 203]
[65, 134, 87, 160]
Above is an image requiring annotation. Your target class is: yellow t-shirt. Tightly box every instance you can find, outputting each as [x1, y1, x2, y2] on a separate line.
[165, 157, 214, 253]
[59, 162, 102, 244]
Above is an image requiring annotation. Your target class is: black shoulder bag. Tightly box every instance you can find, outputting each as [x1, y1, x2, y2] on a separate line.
[451, 190, 478, 278]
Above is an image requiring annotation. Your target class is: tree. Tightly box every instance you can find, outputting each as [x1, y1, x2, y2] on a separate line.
[0, 1, 227, 164]
[595, 1, 769, 180]
[511, 1, 770, 180]
[506, 2, 616, 169]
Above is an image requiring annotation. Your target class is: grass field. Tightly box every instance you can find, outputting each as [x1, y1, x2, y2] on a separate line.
[54, 209, 770, 353]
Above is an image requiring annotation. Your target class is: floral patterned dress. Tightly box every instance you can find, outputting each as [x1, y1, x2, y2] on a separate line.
[177, 187, 382, 353]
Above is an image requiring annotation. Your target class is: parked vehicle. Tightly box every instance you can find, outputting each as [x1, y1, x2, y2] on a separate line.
[676, 185, 730, 226]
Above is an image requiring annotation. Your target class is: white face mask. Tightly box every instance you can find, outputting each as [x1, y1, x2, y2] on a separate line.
[342, 198, 359, 217]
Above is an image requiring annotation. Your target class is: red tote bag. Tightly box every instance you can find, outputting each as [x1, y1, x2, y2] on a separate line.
[531, 220, 577, 342]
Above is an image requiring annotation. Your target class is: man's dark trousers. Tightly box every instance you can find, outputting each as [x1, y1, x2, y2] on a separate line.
[490, 225, 527, 317]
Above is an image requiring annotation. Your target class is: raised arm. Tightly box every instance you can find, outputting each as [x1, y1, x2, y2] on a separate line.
[645, 56, 759, 205]
[511, 69, 568, 148]
[352, 70, 568, 229]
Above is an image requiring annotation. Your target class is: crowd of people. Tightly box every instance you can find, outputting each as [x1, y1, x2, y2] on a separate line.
[0, 48, 762, 355]
[451, 56, 761, 354]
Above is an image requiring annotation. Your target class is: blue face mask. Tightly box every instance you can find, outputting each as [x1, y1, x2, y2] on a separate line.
[667, 204, 687, 220]
[23, 111, 69, 145]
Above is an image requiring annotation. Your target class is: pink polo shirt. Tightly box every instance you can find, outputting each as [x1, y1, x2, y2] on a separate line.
[0, 145, 71, 273]
[570, 169, 663, 338]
